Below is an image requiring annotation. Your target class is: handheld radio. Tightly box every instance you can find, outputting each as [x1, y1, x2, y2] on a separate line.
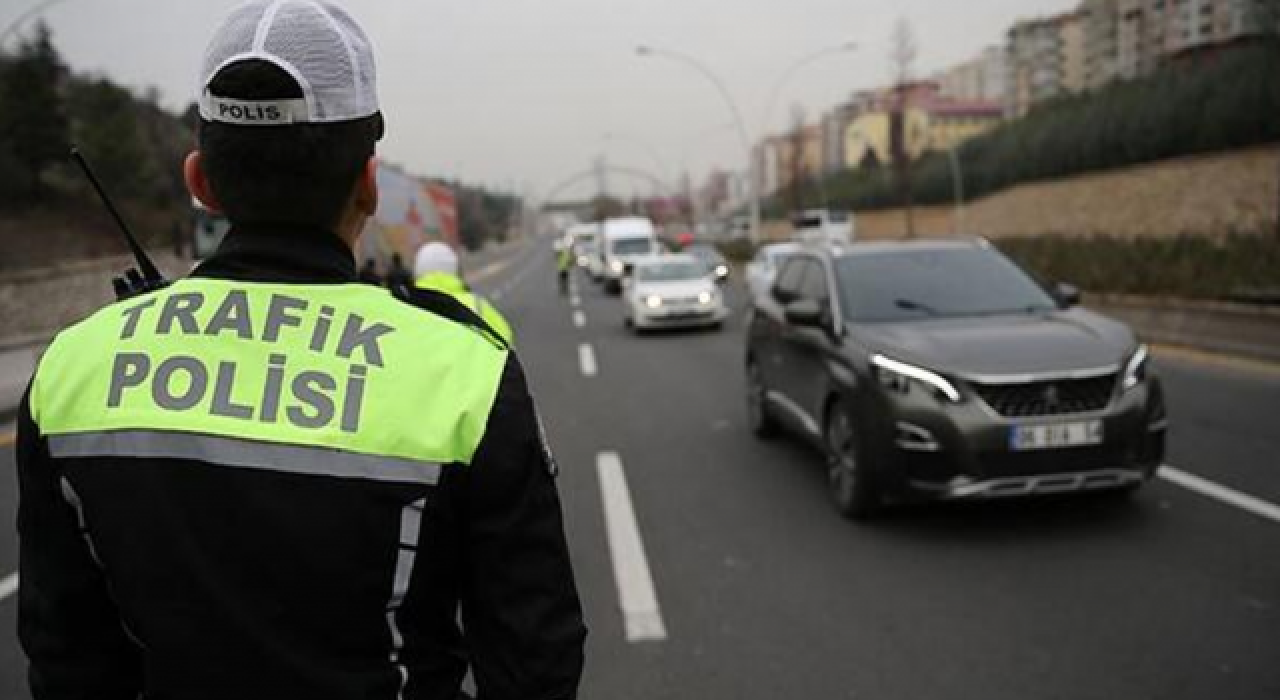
[71, 147, 169, 300]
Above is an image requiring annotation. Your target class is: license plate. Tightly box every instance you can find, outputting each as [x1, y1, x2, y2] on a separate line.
[1010, 421, 1104, 451]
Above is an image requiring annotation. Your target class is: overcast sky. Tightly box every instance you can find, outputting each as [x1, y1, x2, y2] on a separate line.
[20, 0, 1068, 197]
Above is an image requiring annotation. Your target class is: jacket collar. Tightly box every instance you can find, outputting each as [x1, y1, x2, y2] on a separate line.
[414, 271, 468, 296]
[192, 223, 357, 284]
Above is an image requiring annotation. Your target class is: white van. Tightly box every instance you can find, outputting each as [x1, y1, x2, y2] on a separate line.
[600, 217, 660, 294]
[791, 209, 855, 244]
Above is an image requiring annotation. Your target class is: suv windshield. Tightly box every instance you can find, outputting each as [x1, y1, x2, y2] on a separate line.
[612, 238, 653, 256]
[835, 247, 1058, 322]
[636, 261, 707, 282]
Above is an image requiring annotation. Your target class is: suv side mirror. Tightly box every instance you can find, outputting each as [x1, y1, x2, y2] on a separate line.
[784, 298, 824, 327]
[1054, 282, 1081, 308]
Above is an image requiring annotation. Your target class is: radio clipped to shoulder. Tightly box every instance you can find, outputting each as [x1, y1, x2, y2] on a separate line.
[71, 148, 169, 300]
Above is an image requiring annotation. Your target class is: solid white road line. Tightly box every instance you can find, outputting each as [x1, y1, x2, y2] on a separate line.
[0, 572, 18, 602]
[596, 452, 667, 642]
[573, 311, 586, 329]
[578, 344, 597, 377]
[1160, 465, 1280, 525]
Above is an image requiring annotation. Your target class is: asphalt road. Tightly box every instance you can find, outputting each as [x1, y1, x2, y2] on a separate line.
[0, 238, 1278, 699]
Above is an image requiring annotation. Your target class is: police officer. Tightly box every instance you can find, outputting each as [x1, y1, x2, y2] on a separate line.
[413, 242, 514, 346]
[556, 243, 574, 296]
[15, 3, 586, 699]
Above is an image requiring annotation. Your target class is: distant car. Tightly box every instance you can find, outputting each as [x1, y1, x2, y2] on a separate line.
[745, 242, 801, 301]
[745, 239, 1167, 520]
[684, 243, 730, 284]
[578, 240, 601, 277]
[791, 209, 855, 244]
[625, 254, 727, 332]
[601, 217, 661, 294]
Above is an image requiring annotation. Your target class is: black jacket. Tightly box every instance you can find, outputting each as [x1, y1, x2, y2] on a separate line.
[16, 226, 586, 700]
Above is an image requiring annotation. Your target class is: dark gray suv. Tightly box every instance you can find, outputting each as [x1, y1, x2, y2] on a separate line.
[745, 239, 1167, 520]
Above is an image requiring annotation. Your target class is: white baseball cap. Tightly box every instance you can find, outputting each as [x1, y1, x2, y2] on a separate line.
[198, 0, 379, 126]
[415, 242, 460, 278]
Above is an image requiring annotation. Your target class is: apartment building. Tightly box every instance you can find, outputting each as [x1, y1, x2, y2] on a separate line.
[1006, 10, 1088, 117]
[1084, 0, 1278, 88]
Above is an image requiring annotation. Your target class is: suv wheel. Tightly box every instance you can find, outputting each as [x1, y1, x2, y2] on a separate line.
[825, 400, 881, 520]
[746, 360, 779, 439]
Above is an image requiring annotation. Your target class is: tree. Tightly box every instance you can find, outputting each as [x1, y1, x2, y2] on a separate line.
[0, 21, 69, 203]
[67, 77, 161, 199]
[888, 17, 918, 238]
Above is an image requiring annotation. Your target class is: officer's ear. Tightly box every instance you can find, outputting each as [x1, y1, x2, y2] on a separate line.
[355, 157, 378, 218]
[184, 151, 224, 214]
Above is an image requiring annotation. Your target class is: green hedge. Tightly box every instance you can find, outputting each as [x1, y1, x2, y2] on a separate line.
[997, 234, 1280, 302]
[792, 40, 1280, 213]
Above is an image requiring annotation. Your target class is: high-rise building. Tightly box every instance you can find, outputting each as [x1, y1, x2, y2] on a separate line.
[1083, 0, 1118, 89]
[1083, 0, 1278, 90]
[1006, 10, 1088, 117]
[936, 46, 1009, 105]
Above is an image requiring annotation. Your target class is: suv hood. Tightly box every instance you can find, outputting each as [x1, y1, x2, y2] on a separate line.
[857, 308, 1137, 379]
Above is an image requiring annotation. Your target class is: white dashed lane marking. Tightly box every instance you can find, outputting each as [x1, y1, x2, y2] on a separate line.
[578, 344, 597, 378]
[573, 311, 586, 328]
[0, 573, 18, 602]
[1161, 465, 1280, 525]
[596, 452, 667, 642]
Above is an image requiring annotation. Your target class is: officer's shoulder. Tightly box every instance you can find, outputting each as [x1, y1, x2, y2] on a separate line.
[379, 285, 508, 354]
[43, 286, 168, 357]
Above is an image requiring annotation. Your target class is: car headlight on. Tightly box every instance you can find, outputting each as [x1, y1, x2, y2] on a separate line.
[1122, 344, 1149, 391]
[610, 260, 625, 273]
[698, 291, 714, 305]
[870, 354, 962, 403]
[715, 264, 729, 278]
[645, 295, 663, 309]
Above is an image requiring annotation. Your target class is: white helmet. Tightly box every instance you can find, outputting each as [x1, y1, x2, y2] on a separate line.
[414, 241, 459, 278]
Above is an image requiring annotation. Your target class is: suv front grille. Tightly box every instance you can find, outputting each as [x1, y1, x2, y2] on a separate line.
[971, 374, 1117, 418]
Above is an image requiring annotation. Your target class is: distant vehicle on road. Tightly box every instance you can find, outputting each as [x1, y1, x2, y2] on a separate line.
[791, 209, 854, 244]
[684, 243, 730, 284]
[745, 242, 801, 301]
[625, 254, 727, 332]
[600, 217, 660, 294]
[745, 239, 1167, 520]
[578, 240, 601, 277]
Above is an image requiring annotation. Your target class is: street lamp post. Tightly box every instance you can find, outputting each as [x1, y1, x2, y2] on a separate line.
[636, 45, 760, 243]
[947, 146, 966, 235]
[759, 42, 858, 140]
[637, 42, 857, 244]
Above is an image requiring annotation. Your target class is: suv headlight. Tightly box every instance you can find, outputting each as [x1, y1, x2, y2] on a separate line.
[645, 295, 663, 309]
[610, 260, 625, 273]
[1122, 345, 1149, 391]
[698, 291, 714, 305]
[871, 354, 962, 403]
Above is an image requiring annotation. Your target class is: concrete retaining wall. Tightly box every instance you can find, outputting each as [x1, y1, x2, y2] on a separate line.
[0, 253, 189, 345]
[853, 144, 1280, 240]
[1086, 294, 1280, 364]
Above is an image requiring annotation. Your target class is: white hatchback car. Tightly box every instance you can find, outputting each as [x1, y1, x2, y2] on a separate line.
[624, 254, 727, 332]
